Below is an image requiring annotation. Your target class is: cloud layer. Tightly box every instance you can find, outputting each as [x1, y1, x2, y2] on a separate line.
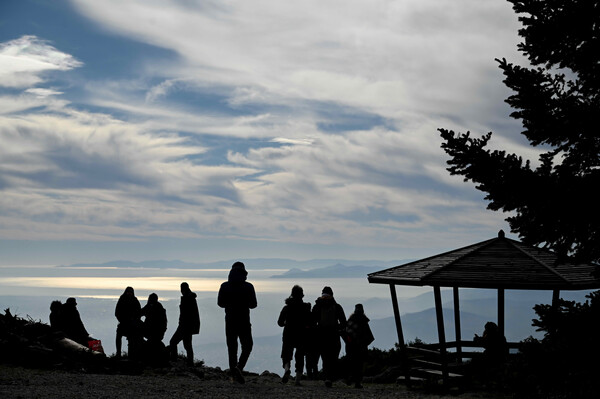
[0, 1, 536, 259]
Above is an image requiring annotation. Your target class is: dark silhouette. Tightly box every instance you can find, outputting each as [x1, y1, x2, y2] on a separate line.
[115, 286, 142, 358]
[440, 0, 600, 264]
[141, 292, 168, 362]
[49, 300, 64, 333]
[169, 282, 200, 366]
[304, 319, 320, 380]
[277, 285, 311, 385]
[61, 297, 90, 346]
[344, 303, 374, 389]
[217, 261, 257, 384]
[474, 321, 508, 365]
[312, 286, 346, 388]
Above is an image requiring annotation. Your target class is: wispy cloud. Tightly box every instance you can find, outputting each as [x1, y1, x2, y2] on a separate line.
[0, 1, 532, 259]
[0, 36, 82, 88]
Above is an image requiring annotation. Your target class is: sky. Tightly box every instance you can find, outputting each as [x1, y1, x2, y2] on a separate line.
[0, 0, 540, 266]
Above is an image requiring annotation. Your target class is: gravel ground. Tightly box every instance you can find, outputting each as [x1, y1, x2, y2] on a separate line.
[0, 365, 510, 399]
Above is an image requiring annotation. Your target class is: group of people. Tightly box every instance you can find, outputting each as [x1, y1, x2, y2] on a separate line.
[115, 283, 199, 365]
[47, 261, 375, 388]
[49, 297, 93, 347]
[277, 284, 374, 388]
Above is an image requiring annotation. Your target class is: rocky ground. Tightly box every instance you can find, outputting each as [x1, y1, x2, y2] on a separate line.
[0, 363, 510, 399]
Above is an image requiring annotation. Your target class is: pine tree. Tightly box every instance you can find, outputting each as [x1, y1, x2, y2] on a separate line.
[439, 0, 600, 263]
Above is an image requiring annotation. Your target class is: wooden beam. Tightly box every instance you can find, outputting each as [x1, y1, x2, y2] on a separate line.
[498, 288, 505, 338]
[433, 286, 448, 382]
[453, 286, 462, 363]
[552, 289, 561, 306]
[389, 284, 411, 386]
[389, 284, 406, 349]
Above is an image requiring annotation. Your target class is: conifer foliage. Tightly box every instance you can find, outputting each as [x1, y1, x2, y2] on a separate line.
[439, 0, 600, 263]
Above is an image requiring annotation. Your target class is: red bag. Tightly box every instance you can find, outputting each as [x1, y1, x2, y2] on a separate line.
[87, 339, 104, 353]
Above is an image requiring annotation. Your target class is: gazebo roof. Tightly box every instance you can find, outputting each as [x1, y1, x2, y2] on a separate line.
[368, 231, 600, 290]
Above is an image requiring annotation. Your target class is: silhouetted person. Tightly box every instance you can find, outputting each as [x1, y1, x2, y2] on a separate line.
[62, 297, 90, 346]
[305, 320, 320, 380]
[115, 286, 142, 358]
[312, 286, 346, 388]
[277, 285, 311, 385]
[141, 292, 168, 362]
[345, 304, 374, 389]
[474, 321, 508, 365]
[169, 282, 200, 366]
[49, 300, 65, 333]
[217, 261, 257, 384]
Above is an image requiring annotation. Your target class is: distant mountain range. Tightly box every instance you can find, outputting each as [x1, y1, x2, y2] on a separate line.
[60, 258, 412, 271]
[269, 263, 383, 278]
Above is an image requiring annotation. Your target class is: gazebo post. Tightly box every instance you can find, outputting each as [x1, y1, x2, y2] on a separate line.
[552, 289, 561, 306]
[498, 288, 505, 338]
[389, 284, 406, 349]
[389, 284, 411, 384]
[433, 286, 449, 382]
[453, 286, 462, 363]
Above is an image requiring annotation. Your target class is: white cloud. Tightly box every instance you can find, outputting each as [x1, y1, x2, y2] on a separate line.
[0, 35, 82, 88]
[0, 1, 534, 255]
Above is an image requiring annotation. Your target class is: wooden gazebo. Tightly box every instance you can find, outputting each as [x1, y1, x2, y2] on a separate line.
[367, 230, 600, 384]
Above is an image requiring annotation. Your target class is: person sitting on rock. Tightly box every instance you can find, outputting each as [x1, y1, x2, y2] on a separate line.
[141, 292, 168, 362]
[61, 297, 91, 346]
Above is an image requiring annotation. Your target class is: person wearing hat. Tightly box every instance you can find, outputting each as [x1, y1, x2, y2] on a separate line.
[169, 282, 200, 366]
[62, 297, 90, 346]
[311, 286, 346, 388]
[277, 285, 311, 385]
[345, 303, 375, 389]
[217, 261, 257, 384]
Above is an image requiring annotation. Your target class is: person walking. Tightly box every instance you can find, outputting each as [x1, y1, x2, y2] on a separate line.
[345, 303, 375, 389]
[217, 261, 257, 384]
[277, 285, 311, 385]
[169, 282, 200, 366]
[115, 286, 142, 358]
[312, 286, 346, 388]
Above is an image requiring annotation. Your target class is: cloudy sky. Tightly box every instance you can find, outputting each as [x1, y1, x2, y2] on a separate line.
[0, 0, 539, 265]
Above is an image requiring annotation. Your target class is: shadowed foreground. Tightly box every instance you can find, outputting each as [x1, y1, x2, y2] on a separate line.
[0, 364, 508, 399]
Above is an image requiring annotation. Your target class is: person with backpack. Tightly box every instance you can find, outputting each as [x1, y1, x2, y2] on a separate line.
[277, 285, 311, 385]
[311, 286, 346, 387]
[218, 261, 257, 384]
[345, 303, 375, 389]
[169, 282, 200, 366]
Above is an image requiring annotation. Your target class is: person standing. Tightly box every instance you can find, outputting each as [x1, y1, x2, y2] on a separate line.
[115, 286, 142, 358]
[277, 285, 311, 385]
[345, 303, 375, 389]
[312, 286, 346, 388]
[169, 282, 200, 366]
[217, 261, 257, 384]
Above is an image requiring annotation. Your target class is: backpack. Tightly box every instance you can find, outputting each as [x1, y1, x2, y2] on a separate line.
[319, 303, 337, 327]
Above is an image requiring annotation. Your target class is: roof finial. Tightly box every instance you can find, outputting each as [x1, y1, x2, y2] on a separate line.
[498, 229, 505, 239]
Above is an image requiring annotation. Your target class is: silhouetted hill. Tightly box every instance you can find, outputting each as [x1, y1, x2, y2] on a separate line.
[270, 263, 383, 278]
